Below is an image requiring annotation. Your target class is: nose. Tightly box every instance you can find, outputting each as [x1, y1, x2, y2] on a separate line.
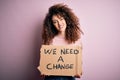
[58, 20, 62, 26]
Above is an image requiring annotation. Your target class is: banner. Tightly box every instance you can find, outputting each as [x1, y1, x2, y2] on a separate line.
[38, 45, 82, 76]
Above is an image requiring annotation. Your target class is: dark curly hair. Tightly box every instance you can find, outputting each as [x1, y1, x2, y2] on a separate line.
[42, 3, 83, 45]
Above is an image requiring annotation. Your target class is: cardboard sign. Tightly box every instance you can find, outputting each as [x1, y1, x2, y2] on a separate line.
[37, 45, 82, 76]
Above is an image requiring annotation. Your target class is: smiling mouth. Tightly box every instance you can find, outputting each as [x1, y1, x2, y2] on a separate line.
[59, 25, 64, 29]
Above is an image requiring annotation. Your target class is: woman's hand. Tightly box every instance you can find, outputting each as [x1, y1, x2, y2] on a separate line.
[40, 74, 46, 80]
[74, 72, 82, 78]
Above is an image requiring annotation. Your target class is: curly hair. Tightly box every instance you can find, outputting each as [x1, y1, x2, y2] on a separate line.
[42, 3, 83, 45]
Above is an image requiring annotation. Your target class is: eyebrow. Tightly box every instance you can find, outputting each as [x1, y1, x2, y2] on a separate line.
[52, 19, 57, 21]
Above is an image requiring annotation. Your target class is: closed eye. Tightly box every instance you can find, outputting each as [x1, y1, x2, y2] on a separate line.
[60, 18, 64, 21]
[53, 21, 57, 24]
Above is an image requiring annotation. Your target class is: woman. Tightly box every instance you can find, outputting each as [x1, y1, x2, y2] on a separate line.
[41, 3, 83, 80]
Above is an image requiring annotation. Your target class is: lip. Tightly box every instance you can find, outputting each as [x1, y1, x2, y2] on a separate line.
[59, 27, 63, 30]
[59, 25, 64, 28]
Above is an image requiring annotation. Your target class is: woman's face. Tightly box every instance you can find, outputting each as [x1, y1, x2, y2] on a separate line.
[52, 15, 67, 33]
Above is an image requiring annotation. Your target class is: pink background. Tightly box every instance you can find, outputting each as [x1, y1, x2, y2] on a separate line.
[0, 0, 120, 80]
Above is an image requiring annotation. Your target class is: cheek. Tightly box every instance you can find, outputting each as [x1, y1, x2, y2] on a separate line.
[63, 21, 67, 27]
[54, 24, 59, 29]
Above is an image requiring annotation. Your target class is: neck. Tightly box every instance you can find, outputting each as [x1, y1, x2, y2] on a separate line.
[58, 31, 65, 38]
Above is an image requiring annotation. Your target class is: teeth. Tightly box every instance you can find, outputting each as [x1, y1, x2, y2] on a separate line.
[59, 26, 63, 28]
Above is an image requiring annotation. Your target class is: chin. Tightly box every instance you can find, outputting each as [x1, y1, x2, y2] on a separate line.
[60, 30, 65, 33]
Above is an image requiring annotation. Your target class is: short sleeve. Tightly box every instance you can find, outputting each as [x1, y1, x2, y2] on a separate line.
[75, 38, 83, 48]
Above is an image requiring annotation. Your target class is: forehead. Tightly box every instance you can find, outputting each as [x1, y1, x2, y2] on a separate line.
[52, 14, 63, 20]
